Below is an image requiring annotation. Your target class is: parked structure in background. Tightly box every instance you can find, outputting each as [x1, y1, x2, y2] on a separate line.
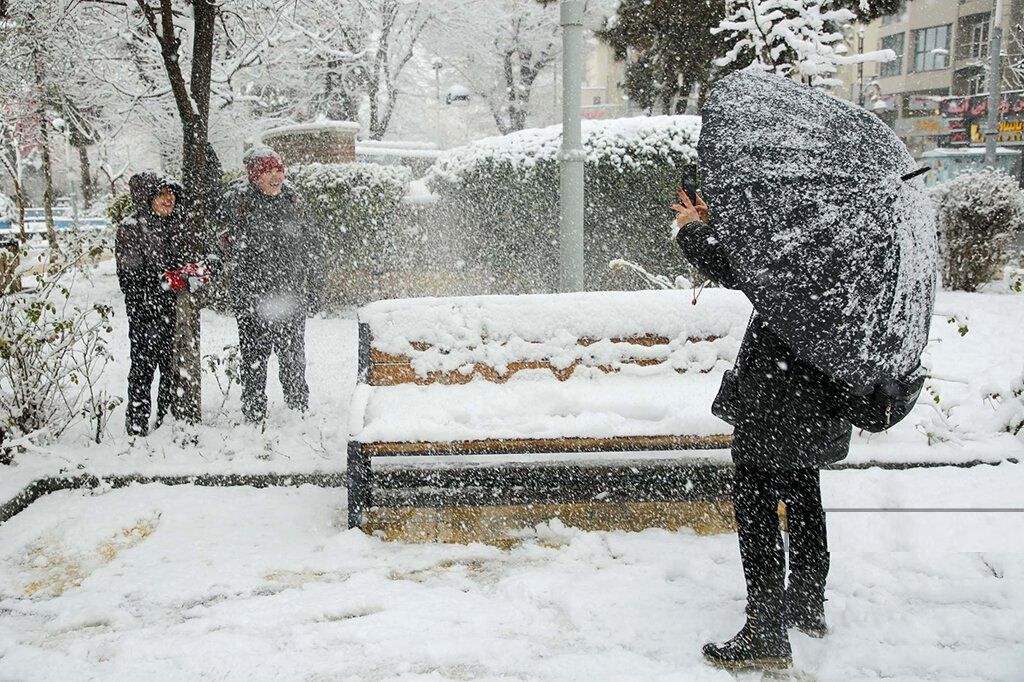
[837, 0, 1024, 166]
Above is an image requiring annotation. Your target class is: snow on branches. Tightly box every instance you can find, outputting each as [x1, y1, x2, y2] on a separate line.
[714, 0, 895, 88]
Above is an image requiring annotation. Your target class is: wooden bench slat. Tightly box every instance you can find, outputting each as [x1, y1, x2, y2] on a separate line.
[361, 434, 733, 457]
[369, 358, 711, 386]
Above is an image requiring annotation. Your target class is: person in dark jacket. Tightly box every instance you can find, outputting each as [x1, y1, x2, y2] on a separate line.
[221, 147, 326, 423]
[115, 172, 186, 436]
[672, 190, 852, 671]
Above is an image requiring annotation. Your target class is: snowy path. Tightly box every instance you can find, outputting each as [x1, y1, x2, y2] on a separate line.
[0, 469, 1022, 681]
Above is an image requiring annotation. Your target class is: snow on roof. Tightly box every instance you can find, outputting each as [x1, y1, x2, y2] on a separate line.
[355, 146, 442, 160]
[357, 139, 438, 151]
[429, 115, 701, 183]
[261, 120, 361, 140]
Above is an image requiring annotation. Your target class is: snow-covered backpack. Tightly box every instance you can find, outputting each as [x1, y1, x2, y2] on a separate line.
[844, 364, 926, 432]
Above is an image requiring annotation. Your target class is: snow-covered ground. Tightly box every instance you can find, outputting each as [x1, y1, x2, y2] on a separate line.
[0, 470, 1022, 680]
[2, 259, 1024, 679]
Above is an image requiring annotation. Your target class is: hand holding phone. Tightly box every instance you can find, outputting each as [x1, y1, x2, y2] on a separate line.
[681, 163, 700, 205]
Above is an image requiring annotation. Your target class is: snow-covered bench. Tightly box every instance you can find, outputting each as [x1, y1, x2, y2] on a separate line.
[346, 289, 752, 529]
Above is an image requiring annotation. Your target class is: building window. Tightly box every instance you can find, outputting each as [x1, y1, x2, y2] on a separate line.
[959, 13, 990, 60]
[881, 4, 907, 26]
[912, 25, 951, 71]
[880, 33, 905, 77]
[963, 71, 986, 95]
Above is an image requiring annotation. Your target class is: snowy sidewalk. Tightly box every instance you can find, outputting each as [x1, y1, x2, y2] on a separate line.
[0, 465, 1022, 681]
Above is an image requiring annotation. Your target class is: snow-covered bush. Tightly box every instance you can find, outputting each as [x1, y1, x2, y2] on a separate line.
[288, 162, 411, 307]
[0, 237, 120, 460]
[933, 169, 1024, 291]
[428, 116, 700, 292]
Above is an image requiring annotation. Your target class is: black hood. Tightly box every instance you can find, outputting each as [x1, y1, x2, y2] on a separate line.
[128, 171, 184, 219]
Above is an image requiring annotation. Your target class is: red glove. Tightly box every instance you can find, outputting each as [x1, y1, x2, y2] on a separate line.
[179, 262, 211, 291]
[162, 269, 187, 292]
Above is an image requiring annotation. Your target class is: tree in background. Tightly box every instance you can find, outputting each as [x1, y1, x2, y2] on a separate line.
[596, 0, 729, 115]
[714, 0, 897, 88]
[434, 0, 610, 134]
[0, 0, 90, 249]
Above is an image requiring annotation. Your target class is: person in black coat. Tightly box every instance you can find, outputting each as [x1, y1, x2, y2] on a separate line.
[672, 191, 852, 671]
[220, 147, 326, 423]
[115, 172, 186, 436]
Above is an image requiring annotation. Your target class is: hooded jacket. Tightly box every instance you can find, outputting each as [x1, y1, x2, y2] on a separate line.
[115, 172, 185, 309]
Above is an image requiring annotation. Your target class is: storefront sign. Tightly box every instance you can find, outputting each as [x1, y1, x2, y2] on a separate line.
[894, 116, 947, 135]
[941, 91, 1024, 146]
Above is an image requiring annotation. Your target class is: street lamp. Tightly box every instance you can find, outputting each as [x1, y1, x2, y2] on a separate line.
[431, 57, 444, 149]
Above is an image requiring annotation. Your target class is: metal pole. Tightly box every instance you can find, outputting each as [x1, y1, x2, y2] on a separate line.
[985, 0, 1005, 165]
[559, 0, 585, 292]
[857, 30, 865, 107]
[433, 61, 443, 149]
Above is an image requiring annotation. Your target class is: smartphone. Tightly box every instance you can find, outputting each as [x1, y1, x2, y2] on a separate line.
[681, 163, 700, 204]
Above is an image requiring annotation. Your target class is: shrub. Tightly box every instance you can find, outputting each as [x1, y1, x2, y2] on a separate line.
[427, 116, 700, 292]
[287, 162, 411, 306]
[933, 168, 1024, 291]
[0, 235, 120, 459]
[106, 192, 134, 225]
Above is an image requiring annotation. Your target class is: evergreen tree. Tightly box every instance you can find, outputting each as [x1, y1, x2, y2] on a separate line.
[596, 0, 730, 115]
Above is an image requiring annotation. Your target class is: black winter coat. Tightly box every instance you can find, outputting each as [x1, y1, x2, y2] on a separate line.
[222, 183, 326, 318]
[677, 220, 852, 470]
[115, 172, 183, 314]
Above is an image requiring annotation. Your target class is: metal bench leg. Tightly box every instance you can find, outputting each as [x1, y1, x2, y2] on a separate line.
[347, 441, 370, 529]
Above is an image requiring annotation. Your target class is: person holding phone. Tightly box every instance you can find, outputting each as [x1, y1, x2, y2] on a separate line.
[671, 189, 849, 672]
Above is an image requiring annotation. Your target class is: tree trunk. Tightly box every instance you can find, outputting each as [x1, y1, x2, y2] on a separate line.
[14, 181, 26, 243]
[78, 144, 93, 209]
[37, 114, 58, 251]
[168, 0, 217, 425]
[33, 49, 57, 250]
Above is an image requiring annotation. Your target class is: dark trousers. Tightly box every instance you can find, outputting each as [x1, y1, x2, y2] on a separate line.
[126, 300, 175, 435]
[236, 312, 309, 421]
[733, 464, 829, 625]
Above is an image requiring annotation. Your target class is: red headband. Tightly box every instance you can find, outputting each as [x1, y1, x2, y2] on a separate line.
[247, 155, 285, 184]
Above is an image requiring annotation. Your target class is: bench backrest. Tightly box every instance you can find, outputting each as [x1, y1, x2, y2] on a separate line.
[358, 290, 751, 388]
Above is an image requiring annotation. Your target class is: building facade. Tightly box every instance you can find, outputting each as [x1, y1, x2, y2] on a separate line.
[837, 0, 1024, 159]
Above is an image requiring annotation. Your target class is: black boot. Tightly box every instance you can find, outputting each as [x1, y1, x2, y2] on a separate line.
[703, 618, 792, 670]
[785, 592, 828, 638]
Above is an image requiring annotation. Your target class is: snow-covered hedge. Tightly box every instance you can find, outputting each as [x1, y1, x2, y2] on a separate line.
[427, 116, 700, 292]
[288, 162, 411, 240]
[933, 168, 1024, 291]
[288, 162, 412, 307]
